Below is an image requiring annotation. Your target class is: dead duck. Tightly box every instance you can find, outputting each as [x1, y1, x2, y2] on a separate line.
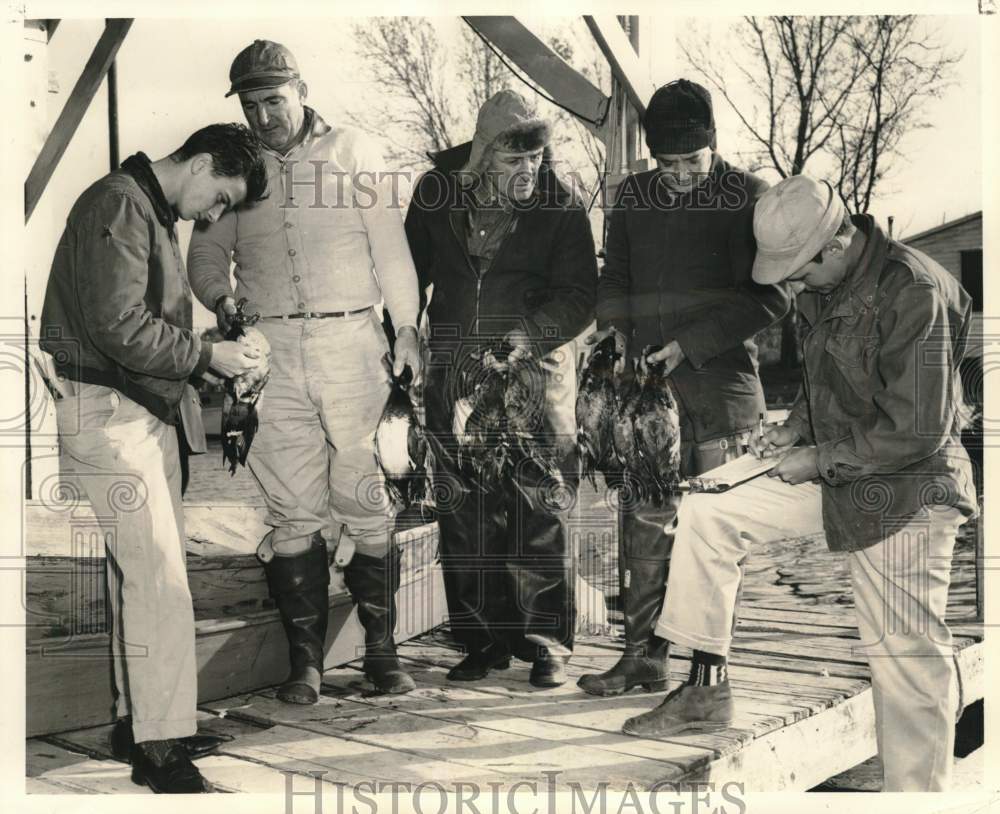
[576, 333, 621, 488]
[374, 358, 428, 509]
[221, 298, 271, 475]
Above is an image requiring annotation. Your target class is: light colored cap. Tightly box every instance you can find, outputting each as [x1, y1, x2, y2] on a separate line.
[752, 176, 846, 284]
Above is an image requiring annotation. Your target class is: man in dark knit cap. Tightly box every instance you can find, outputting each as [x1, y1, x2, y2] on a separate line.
[577, 79, 790, 697]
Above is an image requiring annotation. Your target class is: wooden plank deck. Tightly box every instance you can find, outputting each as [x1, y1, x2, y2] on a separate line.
[24, 484, 984, 793]
[29, 585, 983, 793]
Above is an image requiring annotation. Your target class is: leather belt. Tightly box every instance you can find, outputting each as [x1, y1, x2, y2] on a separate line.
[260, 306, 373, 320]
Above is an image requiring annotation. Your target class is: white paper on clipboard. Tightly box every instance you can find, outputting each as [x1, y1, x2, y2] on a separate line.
[680, 453, 777, 494]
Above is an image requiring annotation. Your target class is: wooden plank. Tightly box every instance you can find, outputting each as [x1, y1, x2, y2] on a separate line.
[24, 520, 441, 640]
[583, 15, 658, 117]
[389, 642, 819, 764]
[462, 16, 609, 138]
[36, 712, 297, 794]
[24, 19, 133, 222]
[207, 683, 706, 788]
[26, 566, 447, 736]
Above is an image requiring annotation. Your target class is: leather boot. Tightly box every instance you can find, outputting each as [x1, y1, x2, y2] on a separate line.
[578, 553, 671, 696]
[621, 681, 734, 738]
[343, 548, 416, 695]
[447, 640, 511, 681]
[263, 533, 330, 705]
[130, 739, 213, 793]
[110, 717, 233, 763]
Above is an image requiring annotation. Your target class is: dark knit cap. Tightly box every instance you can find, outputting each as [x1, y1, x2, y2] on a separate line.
[643, 79, 717, 154]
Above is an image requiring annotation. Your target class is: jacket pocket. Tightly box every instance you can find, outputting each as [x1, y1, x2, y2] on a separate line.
[824, 333, 878, 370]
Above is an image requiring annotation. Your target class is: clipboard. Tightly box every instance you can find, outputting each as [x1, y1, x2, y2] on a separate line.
[678, 453, 777, 494]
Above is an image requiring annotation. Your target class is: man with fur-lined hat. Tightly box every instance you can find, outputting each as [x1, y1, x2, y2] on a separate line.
[405, 89, 597, 687]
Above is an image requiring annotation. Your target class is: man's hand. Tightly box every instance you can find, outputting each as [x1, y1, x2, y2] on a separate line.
[393, 326, 422, 387]
[642, 340, 685, 375]
[749, 424, 801, 459]
[584, 327, 627, 374]
[215, 295, 237, 334]
[208, 340, 261, 379]
[769, 446, 820, 485]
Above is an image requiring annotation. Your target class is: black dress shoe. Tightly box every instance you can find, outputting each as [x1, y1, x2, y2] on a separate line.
[131, 739, 213, 793]
[530, 650, 570, 688]
[447, 642, 511, 681]
[110, 717, 233, 763]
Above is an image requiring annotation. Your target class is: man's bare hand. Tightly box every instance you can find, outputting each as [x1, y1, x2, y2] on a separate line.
[584, 327, 627, 374]
[208, 340, 260, 379]
[393, 326, 422, 387]
[215, 295, 237, 334]
[643, 340, 685, 375]
[769, 446, 820, 485]
[749, 424, 801, 459]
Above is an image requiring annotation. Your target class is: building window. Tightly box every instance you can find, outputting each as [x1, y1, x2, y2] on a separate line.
[961, 249, 983, 311]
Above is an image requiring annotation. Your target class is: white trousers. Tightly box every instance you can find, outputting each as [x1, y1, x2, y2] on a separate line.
[56, 383, 197, 743]
[654, 474, 965, 791]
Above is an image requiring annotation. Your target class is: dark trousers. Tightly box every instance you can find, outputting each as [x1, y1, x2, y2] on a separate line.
[425, 379, 576, 656]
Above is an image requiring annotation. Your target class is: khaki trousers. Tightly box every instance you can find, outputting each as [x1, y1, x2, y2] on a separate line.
[56, 383, 197, 743]
[654, 473, 966, 791]
[249, 309, 393, 558]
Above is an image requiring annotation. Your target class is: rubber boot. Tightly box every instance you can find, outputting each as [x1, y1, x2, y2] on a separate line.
[577, 500, 671, 697]
[343, 548, 416, 695]
[263, 533, 330, 705]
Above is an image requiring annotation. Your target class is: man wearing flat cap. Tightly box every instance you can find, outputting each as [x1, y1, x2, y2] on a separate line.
[578, 79, 790, 698]
[623, 174, 976, 792]
[188, 39, 423, 702]
[405, 89, 597, 688]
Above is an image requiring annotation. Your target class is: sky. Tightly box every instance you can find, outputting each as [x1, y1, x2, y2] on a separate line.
[20, 10, 987, 328]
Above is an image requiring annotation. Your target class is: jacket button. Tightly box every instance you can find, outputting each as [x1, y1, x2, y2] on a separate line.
[288, 249, 296, 257]
[298, 302, 305, 309]
[293, 275, 301, 282]
[285, 222, 293, 229]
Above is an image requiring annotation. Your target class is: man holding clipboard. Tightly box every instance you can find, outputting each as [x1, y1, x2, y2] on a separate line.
[621, 175, 977, 793]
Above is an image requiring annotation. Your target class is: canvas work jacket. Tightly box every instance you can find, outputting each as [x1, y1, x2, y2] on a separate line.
[785, 215, 977, 551]
[40, 153, 211, 423]
[597, 154, 791, 443]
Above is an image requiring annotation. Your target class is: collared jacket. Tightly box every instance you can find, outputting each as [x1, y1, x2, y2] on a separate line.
[40, 154, 212, 423]
[785, 215, 977, 551]
[187, 108, 419, 329]
[404, 142, 597, 443]
[597, 154, 790, 443]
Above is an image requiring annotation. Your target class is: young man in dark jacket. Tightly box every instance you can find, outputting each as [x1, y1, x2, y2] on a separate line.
[405, 89, 597, 688]
[577, 80, 790, 697]
[40, 123, 266, 793]
[623, 175, 976, 792]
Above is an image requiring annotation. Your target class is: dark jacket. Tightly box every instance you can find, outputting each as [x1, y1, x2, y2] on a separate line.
[597, 154, 790, 443]
[785, 215, 977, 552]
[40, 154, 212, 423]
[405, 142, 597, 438]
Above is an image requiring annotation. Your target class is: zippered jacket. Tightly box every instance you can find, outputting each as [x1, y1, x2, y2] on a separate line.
[785, 215, 977, 551]
[405, 142, 597, 442]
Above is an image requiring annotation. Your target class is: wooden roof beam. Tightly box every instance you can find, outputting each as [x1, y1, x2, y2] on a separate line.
[583, 15, 658, 118]
[462, 16, 610, 140]
[24, 18, 132, 224]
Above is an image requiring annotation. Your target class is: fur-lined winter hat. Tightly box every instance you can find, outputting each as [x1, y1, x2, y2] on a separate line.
[460, 89, 551, 184]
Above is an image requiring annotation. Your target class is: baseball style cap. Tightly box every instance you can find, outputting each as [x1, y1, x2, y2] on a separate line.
[752, 176, 847, 284]
[226, 39, 300, 98]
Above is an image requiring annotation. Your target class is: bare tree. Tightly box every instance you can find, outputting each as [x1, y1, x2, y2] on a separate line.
[832, 16, 960, 212]
[350, 18, 459, 167]
[460, 26, 512, 117]
[681, 15, 958, 210]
